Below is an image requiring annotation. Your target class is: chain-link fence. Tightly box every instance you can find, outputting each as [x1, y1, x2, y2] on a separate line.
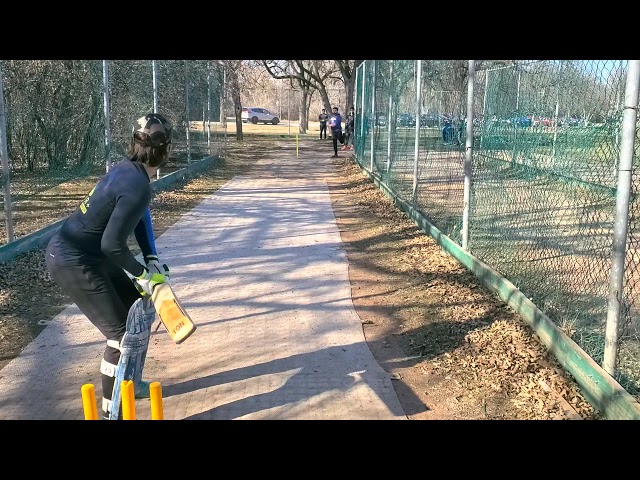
[354, 59, 640, 403]
[2, 58, 639, 411]
[0, 59, 228, 245]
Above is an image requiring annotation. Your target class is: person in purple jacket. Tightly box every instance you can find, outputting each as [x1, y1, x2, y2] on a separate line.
[328, 106, 343, 157]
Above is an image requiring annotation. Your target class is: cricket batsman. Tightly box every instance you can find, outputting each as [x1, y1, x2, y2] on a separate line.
[45, 113, 173, 419]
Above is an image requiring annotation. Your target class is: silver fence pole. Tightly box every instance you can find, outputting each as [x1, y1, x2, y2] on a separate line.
[207, 70, 211, 150]
[360, 62, 366, 140]
[516, 70, 521, 110]
[0, 62, 14, 243]
[480, 68, 489, 150]
[551, 96, 560, 159]
[412, 60, 422, 204]
[288, 87, 291, 136]
[152, 60, 159, 112]
[603, 60, 640, 376]
[102, 60, 112, 172]
[184, 60, 191, 164]
[386, 60, 394, 174]
[461, 60, 476, 251]
[220, 63, 227, 127]
[354, 66, 359, 144]
[152, 61, 161, 179]
[222, 63, 227, 146]
[370, 60, 376, 172]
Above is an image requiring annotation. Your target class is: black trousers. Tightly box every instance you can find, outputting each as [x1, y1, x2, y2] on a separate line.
[45, 239, 141, 405]
[332, 134, 339, 154]
[319, 122, 327, 139]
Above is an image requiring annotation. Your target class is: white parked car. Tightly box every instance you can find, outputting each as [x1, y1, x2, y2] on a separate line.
[241, 107, 280, 125]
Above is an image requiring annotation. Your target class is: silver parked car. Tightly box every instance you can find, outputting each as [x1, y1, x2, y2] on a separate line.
[241, 107, 280, 125]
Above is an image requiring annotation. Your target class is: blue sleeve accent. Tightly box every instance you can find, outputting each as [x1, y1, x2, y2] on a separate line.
[134, 207, 157, 259]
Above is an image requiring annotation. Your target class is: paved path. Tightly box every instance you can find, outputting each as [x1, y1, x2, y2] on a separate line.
[0, 143, 406, 420]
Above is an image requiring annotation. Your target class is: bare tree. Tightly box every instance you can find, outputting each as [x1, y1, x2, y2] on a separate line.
[218, 60, 285, 141]
[262, 60, 363, 132]
[334, 60, 363, 111]
[262, 61, 317, 133]
[214, 60, 246, 141]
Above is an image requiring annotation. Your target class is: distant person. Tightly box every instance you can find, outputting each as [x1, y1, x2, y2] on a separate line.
[442, 117, 455, 145]
[342, 106, 355, 151]
[328, 106, 343, 157]
[455, 115, 466, 146]
[318, 108, 329, 139]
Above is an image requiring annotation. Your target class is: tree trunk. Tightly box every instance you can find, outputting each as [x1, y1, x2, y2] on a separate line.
[226, 63, 244, 141]
[344, 75, 356, 111]
[299, 88, 308, 134]
[232, 94, 243, 140]
[320, 88, 332, 113]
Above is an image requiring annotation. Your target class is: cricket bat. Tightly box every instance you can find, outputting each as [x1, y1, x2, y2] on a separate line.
[151, 282, 196, 344]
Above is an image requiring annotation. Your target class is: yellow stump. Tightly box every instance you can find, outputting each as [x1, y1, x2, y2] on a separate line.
[150, 382, 164, 420]
[81, 383, 99, 420]
[121, 380, 136, 420]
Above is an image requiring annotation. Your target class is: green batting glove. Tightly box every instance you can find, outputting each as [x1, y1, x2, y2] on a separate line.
[134, 267, 166, 296]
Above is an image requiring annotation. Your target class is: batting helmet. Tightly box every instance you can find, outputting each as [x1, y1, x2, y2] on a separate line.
[133, 113, 173, 148]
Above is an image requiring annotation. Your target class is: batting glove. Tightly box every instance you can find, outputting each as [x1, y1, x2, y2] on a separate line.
[134, 267, 166, 296]
[144, 254, 170, 281]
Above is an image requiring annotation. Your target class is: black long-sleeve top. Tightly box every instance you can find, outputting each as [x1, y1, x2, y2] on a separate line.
[48, 158, 156, 277]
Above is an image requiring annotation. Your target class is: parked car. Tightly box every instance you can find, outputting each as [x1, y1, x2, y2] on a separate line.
[558, 116, 581, 127]
[419, 114, 440, 128]
[241, 107, 280, 125]
[506, 115, 532, 128]
[397, 113, 416, 127]
[375, 113, 387, 127]
[531, 115, 554, 127]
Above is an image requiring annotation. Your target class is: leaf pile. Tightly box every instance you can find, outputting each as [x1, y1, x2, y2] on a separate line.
[331, 154, 601, 420]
